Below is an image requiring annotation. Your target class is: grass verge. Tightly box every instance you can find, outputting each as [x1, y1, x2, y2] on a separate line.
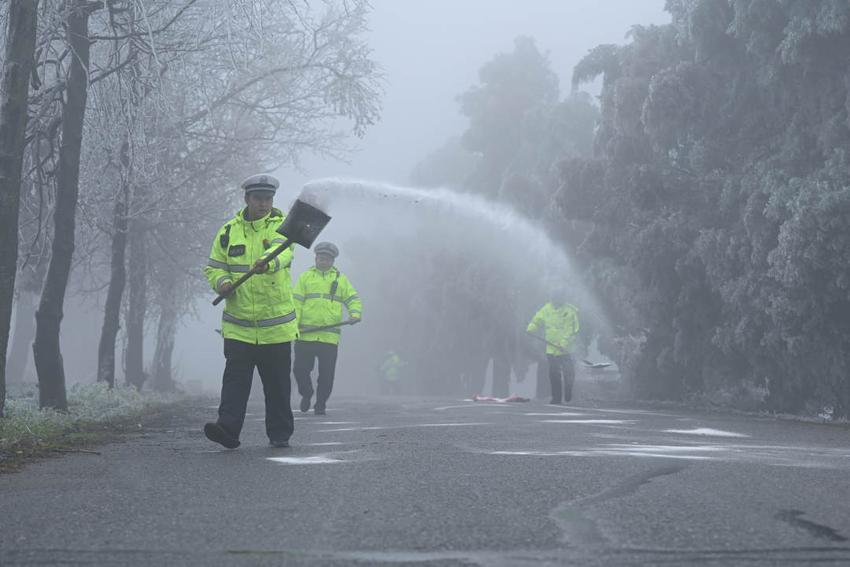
[0, 383, 185, 472]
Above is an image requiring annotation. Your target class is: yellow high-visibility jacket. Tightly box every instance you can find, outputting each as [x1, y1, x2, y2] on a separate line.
[204, 207, 298, 344]
[527, 303, 580, 355]
[380, 351, 404, 383]
[293, 266, 361, 345]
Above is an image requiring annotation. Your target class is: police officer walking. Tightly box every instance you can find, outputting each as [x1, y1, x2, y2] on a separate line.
[292, 242, 362, 415]
[203, 174, 298, 449]
[526, 295, 580, 404]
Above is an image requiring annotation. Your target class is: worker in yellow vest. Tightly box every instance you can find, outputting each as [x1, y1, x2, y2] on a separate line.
[292, 242, 362, 415]
[202, 174, 297, 449]
[527, 295, 580, 404]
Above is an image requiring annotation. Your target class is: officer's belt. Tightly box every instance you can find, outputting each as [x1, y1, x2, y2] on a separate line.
[222, 311, 296, 328]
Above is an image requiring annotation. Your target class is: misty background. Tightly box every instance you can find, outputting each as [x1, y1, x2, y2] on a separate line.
[181, 0, 669, 396]
[9, 1, 847, 419]
[39, 1, 667, 396]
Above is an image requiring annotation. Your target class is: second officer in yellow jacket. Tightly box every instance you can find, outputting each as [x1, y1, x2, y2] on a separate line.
[293, 242, 362, 415]
[527, 295, 580, 405]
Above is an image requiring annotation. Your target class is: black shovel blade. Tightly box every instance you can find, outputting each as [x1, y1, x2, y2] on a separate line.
[276, 198, 331, 248]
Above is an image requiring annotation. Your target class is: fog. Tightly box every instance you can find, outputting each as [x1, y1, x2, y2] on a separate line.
[5, 2, 850, 560]
[7, 1, 670, 399]
[280, 0, 668, 188]
[173, 1, 668, 397]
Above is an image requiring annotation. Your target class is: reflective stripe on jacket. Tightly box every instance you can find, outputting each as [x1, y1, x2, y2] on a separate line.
[527, 303, 580, 355]
[203, 207, 298, 345]
[293, 266, 361, 345]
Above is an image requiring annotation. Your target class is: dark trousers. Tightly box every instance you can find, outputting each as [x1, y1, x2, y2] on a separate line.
[535, 357, 551, 400]
[293, 341, 339, 409]
[218, 339, 293, 441]
[547, 354, 575, 403]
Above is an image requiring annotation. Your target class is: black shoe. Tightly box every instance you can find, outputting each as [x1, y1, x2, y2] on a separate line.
[204, 422, 240, 449]
[300, 396, 311, 413]
[269, 439, 290, 448]
[314, 406, 326, 416]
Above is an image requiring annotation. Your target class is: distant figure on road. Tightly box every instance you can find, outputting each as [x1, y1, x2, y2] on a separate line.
[378, 350, 406, 395]
[202, 174, 298, 449]
[292, 242, 362, 415]
[526, 294, 580, 404]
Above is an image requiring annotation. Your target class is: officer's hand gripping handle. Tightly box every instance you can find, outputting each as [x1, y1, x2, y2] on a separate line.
[212, 239, 291, 305]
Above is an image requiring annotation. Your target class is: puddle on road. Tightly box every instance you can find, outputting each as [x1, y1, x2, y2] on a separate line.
[664, 427, 750, 438]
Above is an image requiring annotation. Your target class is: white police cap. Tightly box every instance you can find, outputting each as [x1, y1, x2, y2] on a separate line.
[314, 241, 339, 258]
[241, 174, 280, 194]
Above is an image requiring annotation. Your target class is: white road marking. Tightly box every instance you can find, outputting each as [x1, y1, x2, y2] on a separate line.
[490, 450, 714, 461]
[664, 428, 750, 438]
[416, 422, 489, 427]
[600, 452, 715, 460]
[485, 442, 850, 467]
[488, 445, 717, 461]
[542, 419, 636, 425]
[267, 455, 343, 465]
[316, 422, 490, 433]
[603, 444, 723, 453]
[491, 451, 557, 456]
[524, 412, 586, 417]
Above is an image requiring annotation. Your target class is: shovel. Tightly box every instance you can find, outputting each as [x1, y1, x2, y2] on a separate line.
[526, 331, 567, 355]
[299, 319, 360, 335]
[213, 198, 331, 305]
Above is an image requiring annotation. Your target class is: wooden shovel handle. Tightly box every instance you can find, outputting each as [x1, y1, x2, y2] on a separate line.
[212, 239, 292, 305]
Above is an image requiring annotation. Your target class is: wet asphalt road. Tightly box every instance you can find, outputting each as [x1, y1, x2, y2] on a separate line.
[1, 395, 849, 566]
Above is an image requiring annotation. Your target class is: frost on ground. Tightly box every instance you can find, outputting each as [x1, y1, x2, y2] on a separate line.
[0, 384, 183, 469]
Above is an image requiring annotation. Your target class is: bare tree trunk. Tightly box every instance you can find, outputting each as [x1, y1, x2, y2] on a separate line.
[34, 0, 99, 410]
[152, 274, 177, 392]
[0, 0, 39, 417]
[7, 290, 36, 384]
[96, 194, 128, 388]
[125, 217, 147, 390]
